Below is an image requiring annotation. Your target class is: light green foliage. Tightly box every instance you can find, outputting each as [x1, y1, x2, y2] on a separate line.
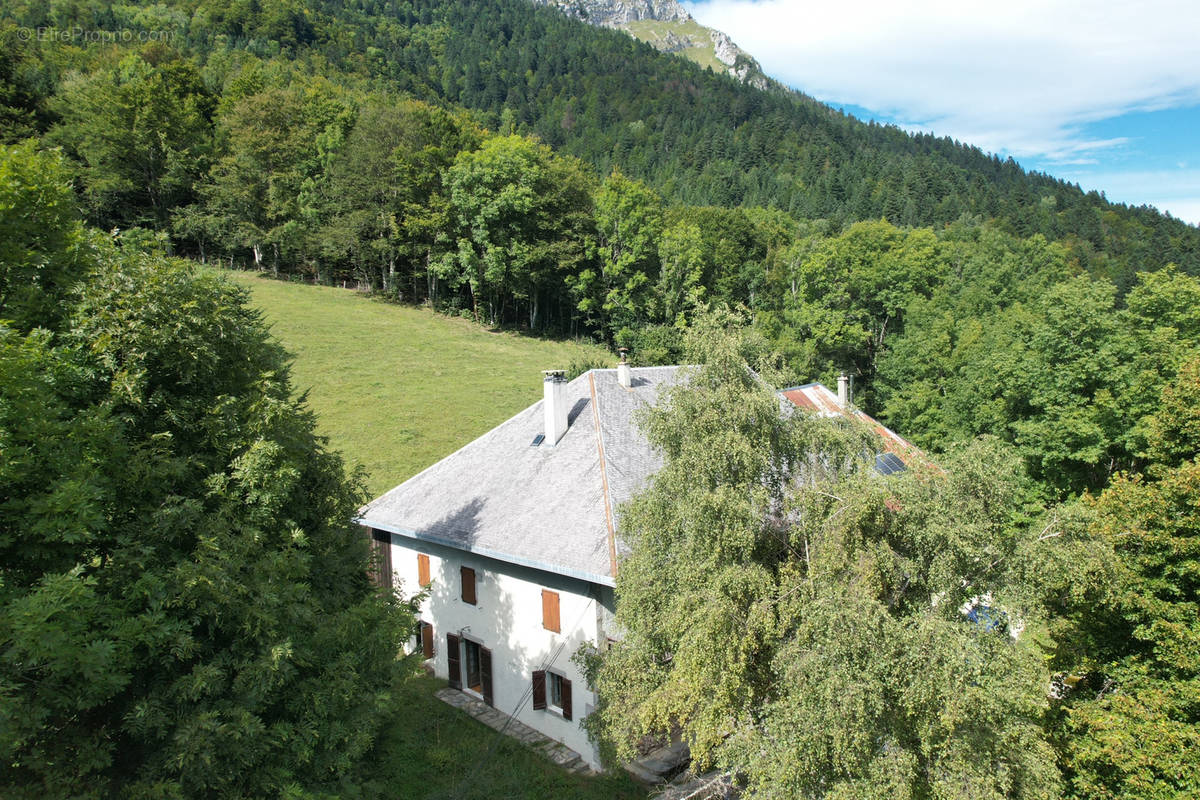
[585, 319, 1072, 799]
[654, 218, 707, 325]
[758, 220, 942, 393]
[198, 79, 354, 274]
[575, 168, 663, 337]
[441, 134, 595, 328]
[875, 228, 1200, 496]
[321, 97, 481, 294]
[0, 144, 408, 798]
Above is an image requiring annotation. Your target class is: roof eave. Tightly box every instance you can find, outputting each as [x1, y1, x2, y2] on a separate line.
[357, 515, 617, 588]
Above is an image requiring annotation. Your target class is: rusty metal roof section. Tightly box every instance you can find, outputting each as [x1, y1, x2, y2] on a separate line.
[780, 383, 923, 466]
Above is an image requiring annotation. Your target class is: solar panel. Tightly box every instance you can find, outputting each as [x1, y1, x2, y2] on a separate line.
[874, 452, 907, 476]
[530, 434, 545, 447]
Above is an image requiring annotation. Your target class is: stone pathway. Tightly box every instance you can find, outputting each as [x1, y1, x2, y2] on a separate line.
[434, 687, 593, 775]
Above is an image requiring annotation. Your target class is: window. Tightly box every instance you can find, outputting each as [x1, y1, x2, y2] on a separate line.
[417, 553, 431, 587]
[464, 639, 482, 692]
[541, 589, 560, 633]
[549, 672, 565, 709]
[531, 669, 572, 721]
[460, 566, 476, 604]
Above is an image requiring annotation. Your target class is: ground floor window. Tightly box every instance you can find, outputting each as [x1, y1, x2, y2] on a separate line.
[549, 671, 565, 710]
[532, 669, 572, 721]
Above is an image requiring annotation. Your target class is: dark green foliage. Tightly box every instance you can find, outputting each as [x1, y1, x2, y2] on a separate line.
[1053, 362, 1200, 799]
[0, 143, 90, 332]
[0, 23, 54, 142]
[0, 143, 409, 799]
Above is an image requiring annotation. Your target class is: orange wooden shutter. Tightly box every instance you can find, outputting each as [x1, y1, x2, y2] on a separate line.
[417, 553, 431, 587]
[460, 566, 476, 605]
[541, 590, 560, 632]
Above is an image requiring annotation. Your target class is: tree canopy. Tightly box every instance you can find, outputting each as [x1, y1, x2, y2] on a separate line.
[584, 317, 1107, 799]
[0, 143, 409, 799]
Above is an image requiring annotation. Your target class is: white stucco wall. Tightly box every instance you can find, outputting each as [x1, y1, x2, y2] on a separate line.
[387, 534, 610, 770]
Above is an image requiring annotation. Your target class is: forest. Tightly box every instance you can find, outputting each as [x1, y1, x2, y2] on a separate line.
[1, 0, 1198, 797]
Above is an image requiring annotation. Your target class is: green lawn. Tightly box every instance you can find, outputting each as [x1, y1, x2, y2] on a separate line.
[224, 271, 611, 497]
[355, 673, 645, 800]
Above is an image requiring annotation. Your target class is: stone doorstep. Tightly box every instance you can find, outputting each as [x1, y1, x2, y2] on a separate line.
[624, 739, 691, 786]
[433, 687, 595, 776]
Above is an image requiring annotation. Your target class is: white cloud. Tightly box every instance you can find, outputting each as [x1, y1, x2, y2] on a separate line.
[684, 0, 1200, 163]
[1063, 167, 1200, 225]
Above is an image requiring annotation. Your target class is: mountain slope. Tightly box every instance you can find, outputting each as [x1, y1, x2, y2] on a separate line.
[532, 0, 768, 86]
[4, 0, 1196, 281]
[405, 0, 1197, 278]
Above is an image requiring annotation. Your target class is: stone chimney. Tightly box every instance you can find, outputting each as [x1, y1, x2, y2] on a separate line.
[617, 347, 632, 389]
[543, 370, 568, 446]
[837, 373, 852, 408]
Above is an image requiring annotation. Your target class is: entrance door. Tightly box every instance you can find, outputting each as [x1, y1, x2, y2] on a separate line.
[458, 638, 493, 706]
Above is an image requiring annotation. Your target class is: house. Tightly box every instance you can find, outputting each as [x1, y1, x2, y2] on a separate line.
[358, 362, 687, 770]
[780, 375, 921, 475]
[357, 363, 916, 771]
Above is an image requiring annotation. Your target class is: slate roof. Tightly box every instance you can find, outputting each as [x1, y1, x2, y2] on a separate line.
[358, 366, 688, 587]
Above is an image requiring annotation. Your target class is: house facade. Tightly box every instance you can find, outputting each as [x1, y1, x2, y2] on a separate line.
[358, 364, 685, 770]
[358, 365, 917, 771]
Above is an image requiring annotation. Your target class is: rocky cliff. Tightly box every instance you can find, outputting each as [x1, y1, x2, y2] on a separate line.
[532, 0, 767, 87]
[537, 0, 691, 25]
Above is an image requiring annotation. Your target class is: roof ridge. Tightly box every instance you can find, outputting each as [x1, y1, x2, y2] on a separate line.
[588, 371, 620, 578]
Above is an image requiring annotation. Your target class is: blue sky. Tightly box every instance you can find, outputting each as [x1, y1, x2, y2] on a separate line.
[684, 0, 1200, 225]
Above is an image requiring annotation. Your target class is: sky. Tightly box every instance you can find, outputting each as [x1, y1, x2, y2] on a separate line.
[683, 0, 1200, 226]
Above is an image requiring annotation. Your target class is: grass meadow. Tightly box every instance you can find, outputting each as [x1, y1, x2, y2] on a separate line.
[225, 271, 612, 498]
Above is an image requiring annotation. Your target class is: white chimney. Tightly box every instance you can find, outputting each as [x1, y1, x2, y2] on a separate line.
[543, 370, 568, 446]
[617, 348, 632, 389]
[837, 373, 852, 408]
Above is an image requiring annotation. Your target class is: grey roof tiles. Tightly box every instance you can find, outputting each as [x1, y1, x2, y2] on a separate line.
[358, 366, 688, 586]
